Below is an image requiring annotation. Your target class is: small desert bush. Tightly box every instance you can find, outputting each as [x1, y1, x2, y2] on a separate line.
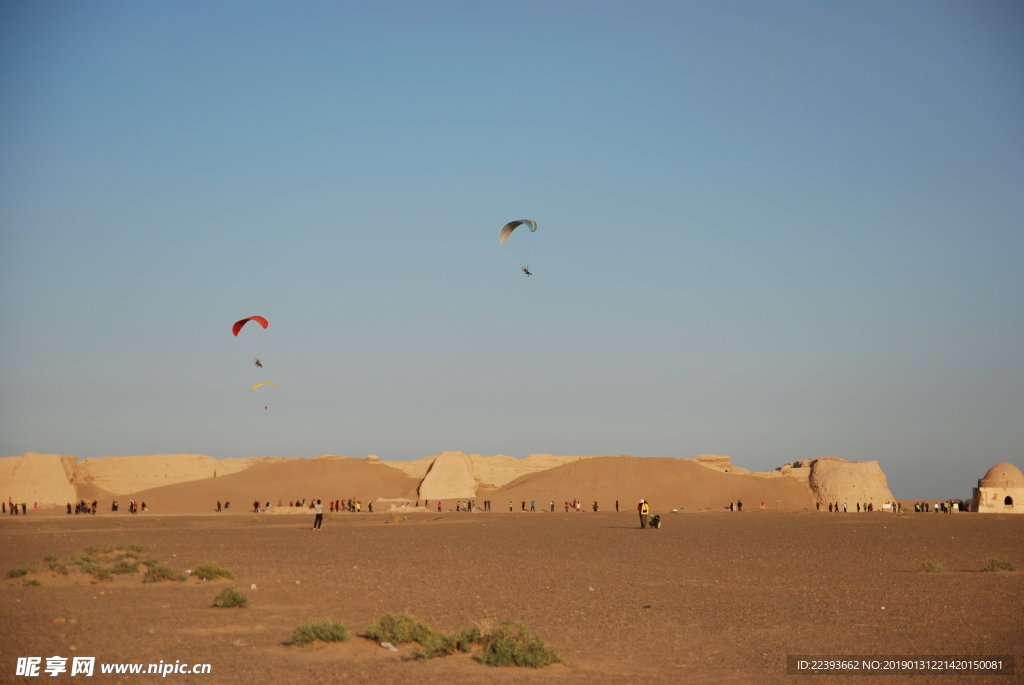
[104, 544, 142, 554]
[112, 559, 140, 575]
[291, 619, 349, 646]
[213, 586, 248, 608]
[23, 578, 41, 586]
[5, 566, 36, 579]
[918, 560, 944, 573]
[43, 554, 58, 563]
[476, 621, 562, 668]
[67, 552, 97, 567]
[48, 561, 69, 575]
[389, 512, 403, 524]
[421, 626, 483, 658]
[193, 562, 235, 581]
[82, 546, 99, 555]
[143, 564, 187, 583]
[982, 558, 1017, 572]
[365, 612, 437, 645]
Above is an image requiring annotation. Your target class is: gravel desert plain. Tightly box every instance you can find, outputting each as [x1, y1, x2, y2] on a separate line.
[1, 452, 1022, 683]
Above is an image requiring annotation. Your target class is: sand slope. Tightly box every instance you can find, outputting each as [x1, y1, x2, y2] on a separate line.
[0, 453, 77, 506]
[492, 456, 816, 511]
[122, 456, 421, 512]
[385, 451, 593, 499]
[75, 454, 280, 495]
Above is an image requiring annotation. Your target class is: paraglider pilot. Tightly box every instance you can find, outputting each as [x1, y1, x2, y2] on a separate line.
[522, 266, 532, 276]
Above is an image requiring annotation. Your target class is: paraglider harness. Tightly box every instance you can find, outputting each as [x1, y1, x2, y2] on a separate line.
[649, 514, 661, 529]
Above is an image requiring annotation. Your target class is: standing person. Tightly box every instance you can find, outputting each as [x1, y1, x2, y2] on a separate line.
[509, 500, 513, 512]
[438, 501, 442, 513]
[638, 500, 648, 528]
[22, 502, 27, 515]
[737, 500, 742, 512]
[616, 500, 619, 512]
[843, 502, 847, 513]
[33, 502, 38, 513]
[530, 500, 535, 512]
[550, 501, 555, 512]
[312, 499, 323, 530]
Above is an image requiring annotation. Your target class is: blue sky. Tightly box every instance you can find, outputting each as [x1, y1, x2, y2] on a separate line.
[1, 1, 1021, 499]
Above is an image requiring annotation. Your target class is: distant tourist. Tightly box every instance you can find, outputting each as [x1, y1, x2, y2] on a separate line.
[217, 501, 221, 512]
[530, 501, 535, 512]
[737, 500, 743, 512]
[312, 499, 323, 530]
[438, 501, 442, 512]
[638, 499, 649, 528]
[616, 500, 619, 512]
[593, 501, 598, 512]
[66, 503, 71, 515]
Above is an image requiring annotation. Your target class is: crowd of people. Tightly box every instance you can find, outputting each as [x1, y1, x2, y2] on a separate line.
[4, 498, 28, 515]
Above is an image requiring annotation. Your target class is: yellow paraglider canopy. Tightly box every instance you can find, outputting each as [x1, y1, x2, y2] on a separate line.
[250, 382, 279, 392]
[499, 219, 537, 244]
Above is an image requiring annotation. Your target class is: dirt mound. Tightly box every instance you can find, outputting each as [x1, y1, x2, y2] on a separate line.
[492, 456, 815, 511]
[122, 456, 421, 513]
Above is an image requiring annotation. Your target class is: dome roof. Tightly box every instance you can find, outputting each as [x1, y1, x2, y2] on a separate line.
[980, 462, 1023, 486]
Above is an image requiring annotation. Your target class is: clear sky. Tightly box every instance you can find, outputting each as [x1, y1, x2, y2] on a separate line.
[1, 1, 1021, 499]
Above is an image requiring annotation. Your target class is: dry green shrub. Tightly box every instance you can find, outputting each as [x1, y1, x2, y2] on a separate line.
[291, 619, 348, 646]
[982, 558, 1017, 572]
[67, 552, 97, 568]
[365, 612, 436, 645]
[475, 621, 562, 668]
[5, 566, 36, 579]
[23, 578, 41, 586]
[917, 560, 944, 573]
[143, 564, 187, 583]
[112, 559, 139, 575]
[213, 586, 248, 608]
[193, 562, 235, 581]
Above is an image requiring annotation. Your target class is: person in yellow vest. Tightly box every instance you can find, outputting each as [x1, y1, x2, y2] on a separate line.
[638, 499, 650, 528]
[356, 500, 361, 512]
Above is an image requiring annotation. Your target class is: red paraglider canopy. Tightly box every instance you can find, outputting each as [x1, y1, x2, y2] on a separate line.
[232, 316, 269, 336]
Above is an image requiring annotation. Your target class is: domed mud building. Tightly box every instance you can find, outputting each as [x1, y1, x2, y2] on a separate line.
[971, 462, 1024, 514]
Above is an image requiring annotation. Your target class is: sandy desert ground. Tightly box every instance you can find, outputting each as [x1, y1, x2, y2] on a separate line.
[1, 509, 1021, 684]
